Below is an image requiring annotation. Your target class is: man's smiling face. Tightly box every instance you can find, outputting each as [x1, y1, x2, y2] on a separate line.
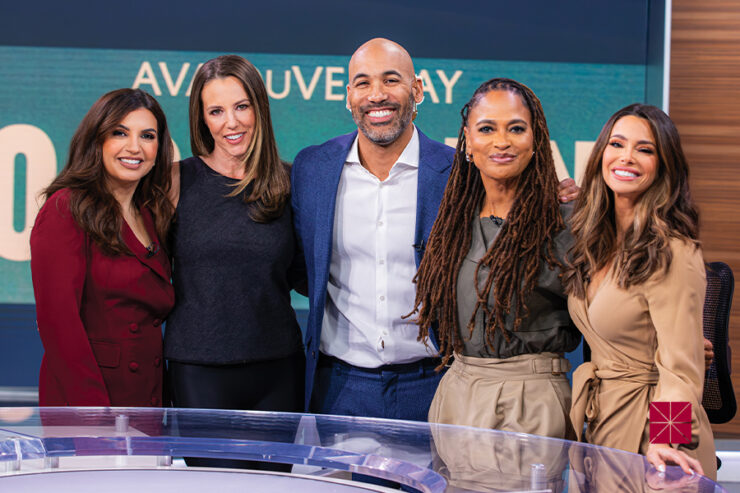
[346, 39, 423, 146]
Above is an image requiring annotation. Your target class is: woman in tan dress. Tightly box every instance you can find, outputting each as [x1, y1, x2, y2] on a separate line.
[564, 103, 716, 479]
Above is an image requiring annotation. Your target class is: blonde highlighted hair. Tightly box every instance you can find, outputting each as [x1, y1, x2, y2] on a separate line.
[563, 103, 700, 299]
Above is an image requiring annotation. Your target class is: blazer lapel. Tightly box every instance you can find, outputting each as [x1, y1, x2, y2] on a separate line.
[413, 129, 454, 350]
[122, 206, 170, 282]
[414, 129, 453, 268]
[312, 132, 356, 294]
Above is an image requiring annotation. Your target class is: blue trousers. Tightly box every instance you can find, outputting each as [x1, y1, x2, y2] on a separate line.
[310, 354, 445, 421]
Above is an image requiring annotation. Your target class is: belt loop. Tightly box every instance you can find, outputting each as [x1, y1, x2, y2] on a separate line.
[552, 357, 562, 375]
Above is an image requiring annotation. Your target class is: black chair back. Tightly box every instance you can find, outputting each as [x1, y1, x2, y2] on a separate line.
[702, 261, 736, 423]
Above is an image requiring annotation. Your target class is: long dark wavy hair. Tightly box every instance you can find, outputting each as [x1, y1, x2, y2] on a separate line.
[563, 103, 700, 298]
[411, 78, 564, 367]
[189, 55, 290, 222]
[43, 88, 174, 255]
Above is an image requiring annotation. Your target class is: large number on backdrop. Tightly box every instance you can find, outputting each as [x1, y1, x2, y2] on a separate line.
[0, 124, 56, 262]
[0, 125, 181, 263]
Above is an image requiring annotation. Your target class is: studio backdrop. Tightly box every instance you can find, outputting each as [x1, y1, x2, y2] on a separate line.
[0, 0, 668, 386]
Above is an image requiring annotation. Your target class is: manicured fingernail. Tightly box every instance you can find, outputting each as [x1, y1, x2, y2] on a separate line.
[658, 464, 665, 473]
[658, 471, 665, 479]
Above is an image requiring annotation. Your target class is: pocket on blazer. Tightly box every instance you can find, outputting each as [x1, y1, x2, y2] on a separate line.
[90, 341, 121, 368]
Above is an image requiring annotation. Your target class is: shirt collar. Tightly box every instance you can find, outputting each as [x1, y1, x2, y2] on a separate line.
[346, 126, 420, 169]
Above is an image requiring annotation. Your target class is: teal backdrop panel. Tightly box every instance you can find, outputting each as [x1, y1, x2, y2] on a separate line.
[0, 45, 645, 305]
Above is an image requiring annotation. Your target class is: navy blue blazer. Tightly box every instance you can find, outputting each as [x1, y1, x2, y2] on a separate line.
[291, 128, 455, 409]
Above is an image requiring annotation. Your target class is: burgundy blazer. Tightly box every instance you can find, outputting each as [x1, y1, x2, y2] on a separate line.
[30, 189, 174, 407]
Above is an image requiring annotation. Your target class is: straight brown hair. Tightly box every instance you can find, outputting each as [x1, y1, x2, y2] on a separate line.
[189, 55, 290, 222]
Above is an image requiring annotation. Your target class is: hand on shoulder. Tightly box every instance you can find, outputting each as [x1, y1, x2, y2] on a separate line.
[558, 177, 579, 203]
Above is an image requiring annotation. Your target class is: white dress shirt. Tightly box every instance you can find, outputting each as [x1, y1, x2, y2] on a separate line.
[321, 127, 435, 368]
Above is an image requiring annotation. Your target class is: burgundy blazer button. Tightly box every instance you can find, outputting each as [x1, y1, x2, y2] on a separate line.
[151, 396, 158, 406]
[154, 357, 161, 367]
[152, 319, 161, 326]
[128, 362, 139, 372]
[129, 323, 139, 333]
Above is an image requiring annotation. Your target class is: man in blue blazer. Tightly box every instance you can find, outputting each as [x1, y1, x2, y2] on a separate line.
[292, 38, 584, 421]
[291, 38, 453, 420]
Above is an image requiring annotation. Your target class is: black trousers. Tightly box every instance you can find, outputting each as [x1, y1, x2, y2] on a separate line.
[168, 352, 305, 471]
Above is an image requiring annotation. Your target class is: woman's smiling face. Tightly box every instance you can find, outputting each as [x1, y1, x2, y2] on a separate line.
[464, 89, 534, 186]
[601, 115, 659, 204]
[201, 76, 256, 161]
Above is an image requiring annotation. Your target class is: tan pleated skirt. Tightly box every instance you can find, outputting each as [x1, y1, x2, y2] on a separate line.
[428, 352, 575, 439]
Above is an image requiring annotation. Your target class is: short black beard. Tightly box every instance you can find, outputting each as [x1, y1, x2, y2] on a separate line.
[352, 93, 415, 146]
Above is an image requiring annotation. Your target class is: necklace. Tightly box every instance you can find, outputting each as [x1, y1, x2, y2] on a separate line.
[481, 203, 507, 225]
[489, 214, 505, 226]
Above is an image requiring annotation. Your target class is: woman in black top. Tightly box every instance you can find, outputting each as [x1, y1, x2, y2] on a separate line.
[165, 55, 304, 469]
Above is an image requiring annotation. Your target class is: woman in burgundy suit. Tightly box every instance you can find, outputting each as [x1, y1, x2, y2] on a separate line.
[30, 88, 175, 407]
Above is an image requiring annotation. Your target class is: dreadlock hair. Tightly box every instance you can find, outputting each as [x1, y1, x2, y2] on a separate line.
[411, 78, 564, 368]
[562, 104, 700, 299]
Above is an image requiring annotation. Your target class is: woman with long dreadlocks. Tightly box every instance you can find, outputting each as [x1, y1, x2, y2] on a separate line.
[411, 78, 580, 439]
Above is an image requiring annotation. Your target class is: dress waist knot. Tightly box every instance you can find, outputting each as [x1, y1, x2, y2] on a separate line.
[570, 360, 658, 441]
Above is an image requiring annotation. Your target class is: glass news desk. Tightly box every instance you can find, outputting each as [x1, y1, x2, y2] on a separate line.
[0, 408, 723, 492]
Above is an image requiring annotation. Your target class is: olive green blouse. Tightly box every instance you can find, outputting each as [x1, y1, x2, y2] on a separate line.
[455, 203, 580, 358]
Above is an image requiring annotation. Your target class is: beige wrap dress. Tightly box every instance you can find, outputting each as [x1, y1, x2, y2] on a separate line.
[568, 238, 716, 480]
